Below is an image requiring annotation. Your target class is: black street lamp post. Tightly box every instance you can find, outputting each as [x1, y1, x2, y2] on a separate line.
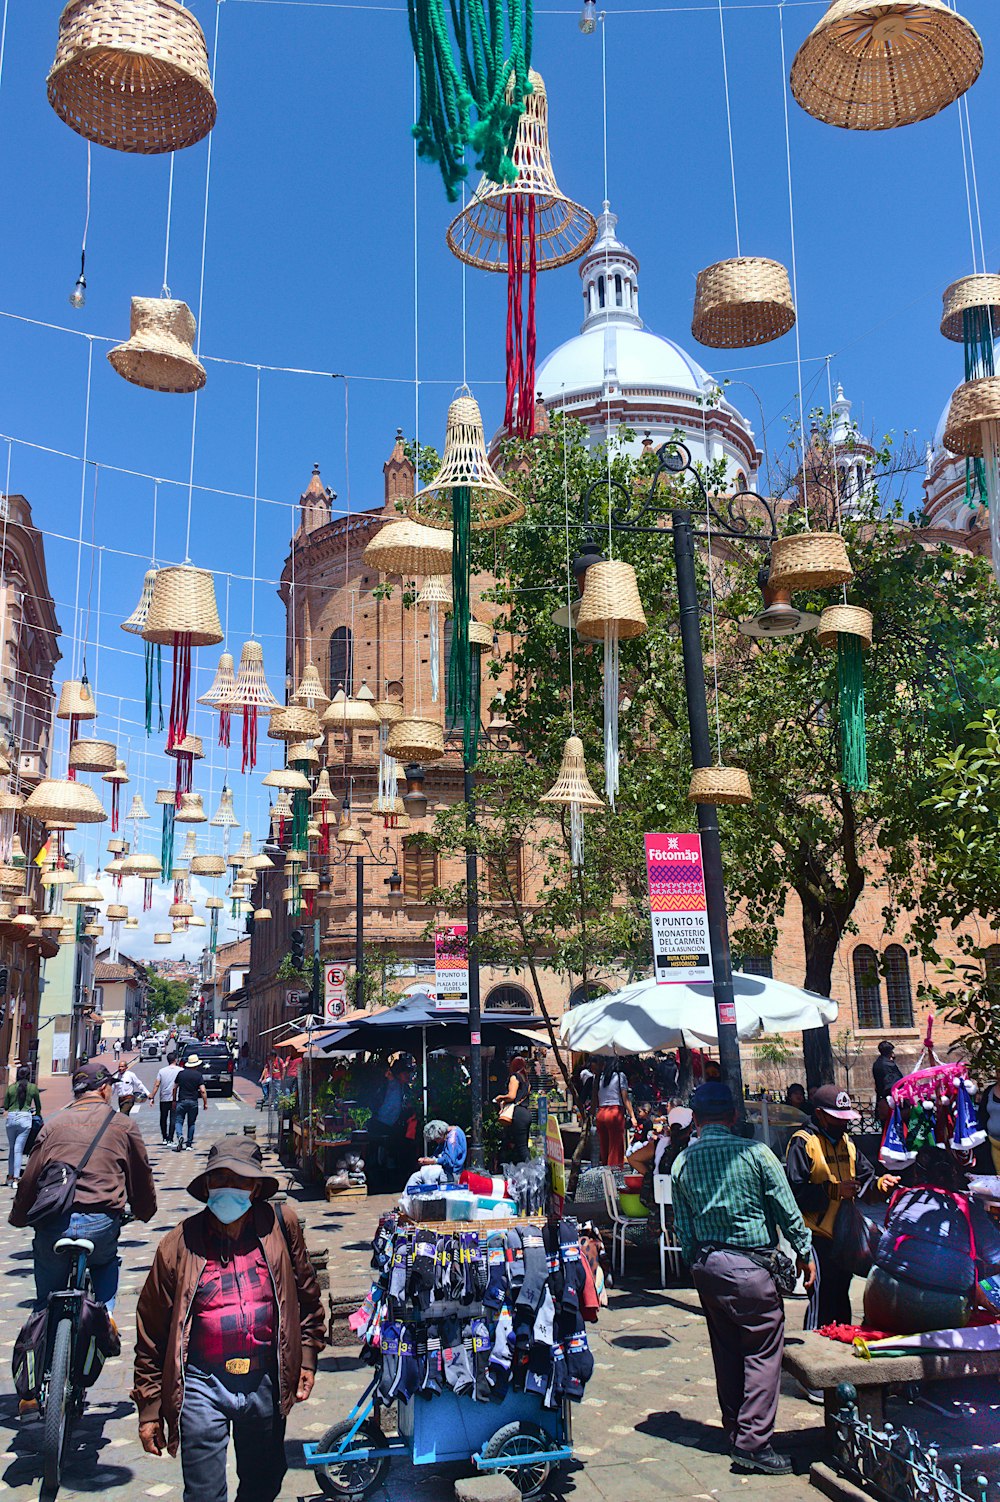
[578, 441, 802, 1109]
[327, 828, 400, 1014]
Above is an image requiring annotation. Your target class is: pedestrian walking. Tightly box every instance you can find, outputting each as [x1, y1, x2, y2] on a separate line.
[133, 1138, 325, 1502]
[258, 1060, 273, 1107]
[495, 1054, 533, 1165]
[173, 1053, 208, 1151]
[149, 1052, 181, 1143]
[785, 1084, 898, 1329]
[112, 1058, 149, 1114]
[113, 1038, 122, 1062]
[873, 1040, 903, 1126]
[591, 1058, 636, 1168]
[671, 1082, 815, 1476]
[10, 1060, 156, 1312]
[4, 1065, 41, 1185]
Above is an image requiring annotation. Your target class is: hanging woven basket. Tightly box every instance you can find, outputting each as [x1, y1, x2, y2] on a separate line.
[109, 297, 206, 394]
[790, 0, 983, 132]
[142, 565, 222, 646]
[23, 777, 106, 824]
[688, 766, 753, 806]
[0, 745, 12, 777]
[198, 651, 236, 705]
[0, 866, 24, 893]
[363, 521, 453, 577]
[768, 532, 853, 592]
[68, 738, 117, 773]
[299, 870, 320, 892]
[417, 575, 454, 611]
[446, 71, 597, 273]
[942, 377, 1000, 457]
[322, 689, 381, 731]
[102, 758, 129, 785]
[292, 662, 331, 712]
[228, 639, 279, 710]
[262, 767, 311, 791]
[540, 736, 604, 811]
[267, 705, 320, 742]
[105, 903, 128, 921]
[337, 823, 364, 847]
[940, 274, 1000, 343]
[468, 620, 493, 650]
[125, 794, 149, 821]
[376, 699, 404, 724]
[56, 679, 97, 721]
[408, 394, 524, 531]
[174, 792, 207, 822]
[575, 561, 647, 640]
[165, 735, 204, 764]
[816, 604, 873, 650]
[387, 717, 446, 763]
[121, 568, 158, 634]
[253, 908, 272, 922]
[39, 914, 66, 932]
[287, 739, 319, 766]
[692, 259, 796, 349]
[210, 786, 238, 827]
[47, 0, 216, 154]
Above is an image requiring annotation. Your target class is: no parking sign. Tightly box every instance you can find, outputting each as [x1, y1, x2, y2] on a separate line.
[324, 964, 347, 1021]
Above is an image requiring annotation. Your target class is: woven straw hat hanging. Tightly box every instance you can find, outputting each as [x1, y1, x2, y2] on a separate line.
[64, 882, 104, 904]
[817, 604, 873, 791]
[102, 756, 129, 834]
[204, 895, 223, 910]
[142, 564, 222, 779]
[941, 277, 1000, 570]
[210, 785, 238, 826]
[363, 520, 453, 576]
[287, 739, 319, 766]
[253, 908, 272, 922]
[190, 853, 226, 876]
[199, 649, 237, 749]
[292, 663, 331, 713]
[942, 377, 1000, 580]
[387, 717, 446, 763]
[126, 793, 149, 821]
[225, 639, 280, 771]
[175, 792, 207, 822]
[408, 394, 523, 532]
[68, 737, 116, 773]
[0, 866, 24, 893]
[47, 0, 216, 153]
[124, 916, 140, 928]
[322, 686, 381, 732]
[688, 766, 753, 806]
[790, 0, 982, 132]
[181, 829, 197, 857]
[23, 778, 107, 825]
[56, 677, 97, 727]
[371, 793, 410, 831]
[941, 275, 1000, 343]
[447, 71, 597, 439]
[109, 297, 206, 393]
[106, 903, 127, 921]
[419, 575, 454, 706]
[768, 532, 853, 592]
[154, 932, 172, 944]
[268, 704, 321, 742]
[541, 735, 604, 870]
[576, 561, 647, 808]
[165, 732, 204, 803]
[309, 768, 334, 854]
[122, 570, 157, 634]
[692, 258, 796, 349]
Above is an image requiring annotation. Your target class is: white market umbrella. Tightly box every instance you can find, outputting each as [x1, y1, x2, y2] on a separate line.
[559, 972, 838, 1056]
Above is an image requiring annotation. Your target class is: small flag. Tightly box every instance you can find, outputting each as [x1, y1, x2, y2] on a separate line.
[34, 837, 51, 869]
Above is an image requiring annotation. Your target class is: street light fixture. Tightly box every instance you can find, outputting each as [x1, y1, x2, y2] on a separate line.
[577, 439, 799, 1107]
[328, 823, 397, 1001]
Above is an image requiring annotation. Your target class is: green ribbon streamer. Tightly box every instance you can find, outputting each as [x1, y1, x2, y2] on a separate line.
[160, 803, 175, 882]
[210, 908, 219, 954]
[447, 486, 480, 766]
[292, 760, 310, 852]
[837, 634, 868, 792]
[143, 643, 165, 736]
[964, 306, 995, 507]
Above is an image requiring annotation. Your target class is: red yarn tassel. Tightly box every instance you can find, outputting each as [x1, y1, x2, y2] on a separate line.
[218, 707, 231, 749]
[242, 706, 258, 773]
[67, 714, 80, 781]
[111, 784, 120, 833]
[167, 632, 193, 752]
[503, 196, 538, 440]
[320, 802, 330, 858]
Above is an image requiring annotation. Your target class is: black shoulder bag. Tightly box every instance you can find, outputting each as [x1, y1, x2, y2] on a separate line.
[26, 1110, 116, 1227]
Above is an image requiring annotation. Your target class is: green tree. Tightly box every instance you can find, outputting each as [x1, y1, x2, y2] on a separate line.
[345, 945, 401, 1011]
[145, 969, 191, 1024]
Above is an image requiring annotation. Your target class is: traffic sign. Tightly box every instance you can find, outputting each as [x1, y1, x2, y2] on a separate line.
[324, 964, 347, 1022]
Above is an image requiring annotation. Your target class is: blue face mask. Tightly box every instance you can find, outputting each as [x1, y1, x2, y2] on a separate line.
[206, 1188, 253, 1225]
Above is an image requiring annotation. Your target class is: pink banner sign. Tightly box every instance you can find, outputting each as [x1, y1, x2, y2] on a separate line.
[645, 833, 714, 985]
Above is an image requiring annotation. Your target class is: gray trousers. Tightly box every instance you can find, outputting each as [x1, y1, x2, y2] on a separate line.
[691, 1249, 785, 1454]
[180, 1366, 286, 1502]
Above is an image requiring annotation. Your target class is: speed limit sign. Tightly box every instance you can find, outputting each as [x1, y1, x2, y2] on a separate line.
[325, 964, 347, 1021]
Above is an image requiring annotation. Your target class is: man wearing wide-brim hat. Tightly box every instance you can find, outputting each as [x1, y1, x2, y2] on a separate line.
[132, 1138, 325, 1502]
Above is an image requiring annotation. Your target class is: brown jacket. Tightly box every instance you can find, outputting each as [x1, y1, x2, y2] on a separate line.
[132, 1201, 325, 1440]
[9, 1098, 156, 1228]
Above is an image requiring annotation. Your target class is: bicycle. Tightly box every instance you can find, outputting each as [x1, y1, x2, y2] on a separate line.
[38, 1235, 95, 1498]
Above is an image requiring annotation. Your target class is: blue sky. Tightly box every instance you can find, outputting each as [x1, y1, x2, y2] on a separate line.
[0, 0, 996, 954]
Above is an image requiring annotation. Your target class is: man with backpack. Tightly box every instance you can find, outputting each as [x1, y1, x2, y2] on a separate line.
[133, 1138, 325, 1502]
[9, 1060, 157, 1313]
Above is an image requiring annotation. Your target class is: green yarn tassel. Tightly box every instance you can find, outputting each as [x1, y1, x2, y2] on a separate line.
[407, 0, 532, 201]
[963, 307, 995, 509]
[292, 761, 310, 852]
[447, 486, 480, 766]
[210, 908, 219, 954]
[160, 804, 175, 881]
[837, 633, 868, 792]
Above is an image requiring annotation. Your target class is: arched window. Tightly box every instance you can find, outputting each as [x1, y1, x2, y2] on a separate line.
[329, 627, 353, 698]
[853, 944, 883, 1030]
[883, 944, 913, 1028]
[597, 275, 605, 308]
[485, 984, 534, 1014]
[568, 982, 608, 1009]
[402, 838, 437, 901]
[615, 273, 623, 307]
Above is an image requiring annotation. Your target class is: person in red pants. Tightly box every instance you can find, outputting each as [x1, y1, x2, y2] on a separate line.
[592, 1059, 636, 1167]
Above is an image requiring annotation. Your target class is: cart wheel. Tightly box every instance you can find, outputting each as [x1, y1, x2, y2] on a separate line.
[481, 1421, 556, 1499]
[313, 1418, 389, 1500]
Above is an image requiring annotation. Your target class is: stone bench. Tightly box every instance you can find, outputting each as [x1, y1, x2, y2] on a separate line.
[783, 1330, 1000, 1428]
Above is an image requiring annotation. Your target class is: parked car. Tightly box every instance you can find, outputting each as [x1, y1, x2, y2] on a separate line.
[185, 1041, 235, 1097]
[139, 1038, 160, 1061]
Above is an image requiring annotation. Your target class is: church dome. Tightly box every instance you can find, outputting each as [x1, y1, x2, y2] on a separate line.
[533, 202, 760, 481]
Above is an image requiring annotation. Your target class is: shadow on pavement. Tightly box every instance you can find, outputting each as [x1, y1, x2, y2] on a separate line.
[1, 1399, 136, 1493]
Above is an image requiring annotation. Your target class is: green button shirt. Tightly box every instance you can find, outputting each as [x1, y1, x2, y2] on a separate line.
[671, 1122, 812, 1264]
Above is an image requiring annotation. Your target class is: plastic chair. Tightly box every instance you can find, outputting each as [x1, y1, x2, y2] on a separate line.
[653, 1173, 683, 1285]
[599, 1168, 646, 1279]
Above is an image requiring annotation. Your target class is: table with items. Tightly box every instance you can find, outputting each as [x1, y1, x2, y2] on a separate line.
[304, 1209, 601, 1499]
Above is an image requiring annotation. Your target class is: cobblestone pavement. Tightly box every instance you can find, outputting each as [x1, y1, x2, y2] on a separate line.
[0, 1063, 824, 1501]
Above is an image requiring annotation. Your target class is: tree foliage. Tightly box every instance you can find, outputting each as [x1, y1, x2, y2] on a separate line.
[145, 969, 191, 1024]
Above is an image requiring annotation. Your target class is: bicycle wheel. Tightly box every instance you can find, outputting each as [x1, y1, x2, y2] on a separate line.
[41, 1315, 72, 1497]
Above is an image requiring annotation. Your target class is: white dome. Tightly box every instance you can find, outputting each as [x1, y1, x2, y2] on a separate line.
[537, 325, 713, 404]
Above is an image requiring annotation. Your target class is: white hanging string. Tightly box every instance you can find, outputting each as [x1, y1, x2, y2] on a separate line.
[413, 56, 421, 481]
[70, 339, 95, 686]
[961, 95, 988, 279]
[778, 1, 809, 526]
[184, 0, 223, 561]
[561, 386, 577, 735]
[162, 153, 176, 297]
[824, 355, 849, 604]
[250, 366, 261, 635]
[717, 0, 741, 256]
[600, 11, 613, 557]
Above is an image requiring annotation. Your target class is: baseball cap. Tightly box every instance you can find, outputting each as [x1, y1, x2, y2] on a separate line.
[812, 1084, 859, 1121]
[72, 1061, 115, 1096]
[690, 1081, 735, 1118]
[667, 1106, 694, 1129]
